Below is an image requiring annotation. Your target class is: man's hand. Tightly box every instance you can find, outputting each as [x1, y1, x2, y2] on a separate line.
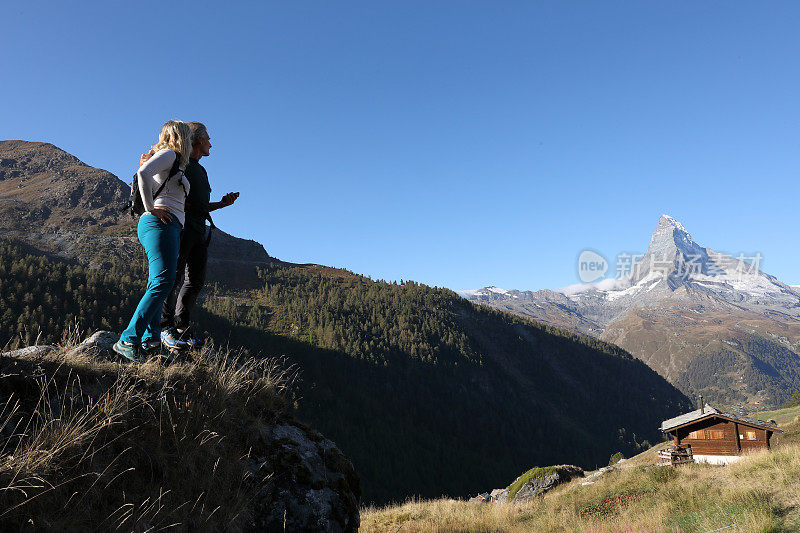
[220, 192, 239, 207]
[139, 149, 155, 168]
[208, 192, 240, 212]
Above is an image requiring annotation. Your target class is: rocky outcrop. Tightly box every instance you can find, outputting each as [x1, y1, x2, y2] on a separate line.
[208, 229, 270, 263]
[65, 330, 117, 359]
[248, 423, 361, 532]
[510, 465, 583, 502]
[0, 344, 56, 359]
[472, 464, 584, 504]
[0, 332, 360, 532]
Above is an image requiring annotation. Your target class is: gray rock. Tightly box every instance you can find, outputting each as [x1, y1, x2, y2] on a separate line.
[1, 345, 56, 358]
[468, 492, 491, 503]
[248, 422, 360, 532]
[66, 330, 118, 360]
[584, 465, 614, 481]
[490, 488, 509, 503]
[510, 465, 584, 502]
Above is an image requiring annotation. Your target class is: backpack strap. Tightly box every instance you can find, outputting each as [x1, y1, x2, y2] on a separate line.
[151, 151, 182, 201]
[184, 201, 217, 245]
[204, 211, 215, 245]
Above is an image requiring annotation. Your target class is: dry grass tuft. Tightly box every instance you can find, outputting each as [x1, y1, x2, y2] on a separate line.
[0, 338, 295, 531]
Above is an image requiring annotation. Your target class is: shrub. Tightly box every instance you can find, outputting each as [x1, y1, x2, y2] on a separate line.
[647, 465, 677, 486]
[609, 451, 625, 466]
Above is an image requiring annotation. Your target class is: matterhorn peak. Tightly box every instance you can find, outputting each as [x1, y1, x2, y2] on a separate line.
[657, 214, 688, 234]
[623, 215, 707, 287]
[649, 214, 696, 255]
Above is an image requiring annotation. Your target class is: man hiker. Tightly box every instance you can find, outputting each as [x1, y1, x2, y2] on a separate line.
[140, 121, 239, 350]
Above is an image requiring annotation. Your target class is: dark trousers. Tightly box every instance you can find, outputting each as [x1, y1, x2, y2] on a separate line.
[161, 226, 208, 331]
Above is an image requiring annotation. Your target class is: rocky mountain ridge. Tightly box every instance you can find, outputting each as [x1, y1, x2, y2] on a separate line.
[0, 140, 270, 286]
[462, 215, 800, 333]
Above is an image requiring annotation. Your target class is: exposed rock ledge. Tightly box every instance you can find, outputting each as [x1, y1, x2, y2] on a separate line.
[0, 331, 360, 532]
[471, 464, 584, 504]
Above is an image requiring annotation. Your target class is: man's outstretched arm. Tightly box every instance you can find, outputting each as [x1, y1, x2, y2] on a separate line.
[209, 192, 239, 212]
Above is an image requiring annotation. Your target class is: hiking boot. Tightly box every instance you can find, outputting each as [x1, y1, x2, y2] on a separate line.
[141, 339, 162, 358]
[113, 340, 142, 363]
[161, 329, 188, 351]
[146, 338, 179, 365]
[176, 327, 205, 349]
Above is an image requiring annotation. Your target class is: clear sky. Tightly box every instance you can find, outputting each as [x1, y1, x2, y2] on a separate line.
[3, 1, 800, 291]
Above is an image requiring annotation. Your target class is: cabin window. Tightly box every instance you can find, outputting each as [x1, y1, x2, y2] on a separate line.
[688, 430, 704, 439]
[707, 430, 724, 439]
[746, 431, 757, 441]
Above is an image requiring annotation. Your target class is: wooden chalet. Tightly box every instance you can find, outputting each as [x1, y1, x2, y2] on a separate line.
[660, 404, 782, 465]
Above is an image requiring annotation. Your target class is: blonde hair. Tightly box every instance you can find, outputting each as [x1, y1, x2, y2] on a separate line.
[151, 120, 192, 170]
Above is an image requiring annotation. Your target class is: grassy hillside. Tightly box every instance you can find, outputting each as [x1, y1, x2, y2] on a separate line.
[0, 339, 296, 531]
[362, 416, 800, 532]
[753, 404, 800, 449]
[754, 404, 800, 426]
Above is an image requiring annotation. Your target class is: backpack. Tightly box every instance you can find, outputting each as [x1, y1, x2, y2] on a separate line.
[121, 151, 182, 218]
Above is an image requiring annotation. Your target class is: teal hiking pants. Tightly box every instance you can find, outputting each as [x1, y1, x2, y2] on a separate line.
[120, 213, 182, 344]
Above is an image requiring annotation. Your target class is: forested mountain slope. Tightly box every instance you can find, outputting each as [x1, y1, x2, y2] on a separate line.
[0, 238, 692, 503]
[0, 141, 693, 504]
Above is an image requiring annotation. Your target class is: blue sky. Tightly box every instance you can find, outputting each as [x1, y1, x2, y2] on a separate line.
[3, 1, 800, 290]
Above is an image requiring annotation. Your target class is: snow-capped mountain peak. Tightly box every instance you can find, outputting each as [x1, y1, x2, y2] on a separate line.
[460, 215, 800, 331]
[658, 213, 689, 236]
[632, 214, 710, 285]
[457, 286, 517, 299]
[653, 214, 696, 254]
[457, 215, 800, 410]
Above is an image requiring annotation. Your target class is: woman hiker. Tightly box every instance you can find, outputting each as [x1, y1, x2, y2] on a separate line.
[113, 120, 192, 362]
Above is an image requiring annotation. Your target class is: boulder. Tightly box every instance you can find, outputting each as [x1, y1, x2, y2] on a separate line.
[509, 465, 584, 502]
[490, 488, 509, 503]
[584, 465, 614, 481]
[66, 330, 118, 360]
[248, 422, 360, 532]
[1, 345, 56, 358]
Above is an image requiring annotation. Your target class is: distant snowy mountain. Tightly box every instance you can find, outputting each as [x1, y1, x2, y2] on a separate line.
[460, 215, 800, 409]
[458, 286, 515, 298]
[462, 215, 800, 333]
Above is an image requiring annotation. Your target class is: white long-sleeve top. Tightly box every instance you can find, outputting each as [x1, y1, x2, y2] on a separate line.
[136, 148, 191, 226]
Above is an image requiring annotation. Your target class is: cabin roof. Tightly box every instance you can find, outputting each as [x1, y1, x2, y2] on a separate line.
[661, 404, 719, 431]
[660, 404, 782, 433]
